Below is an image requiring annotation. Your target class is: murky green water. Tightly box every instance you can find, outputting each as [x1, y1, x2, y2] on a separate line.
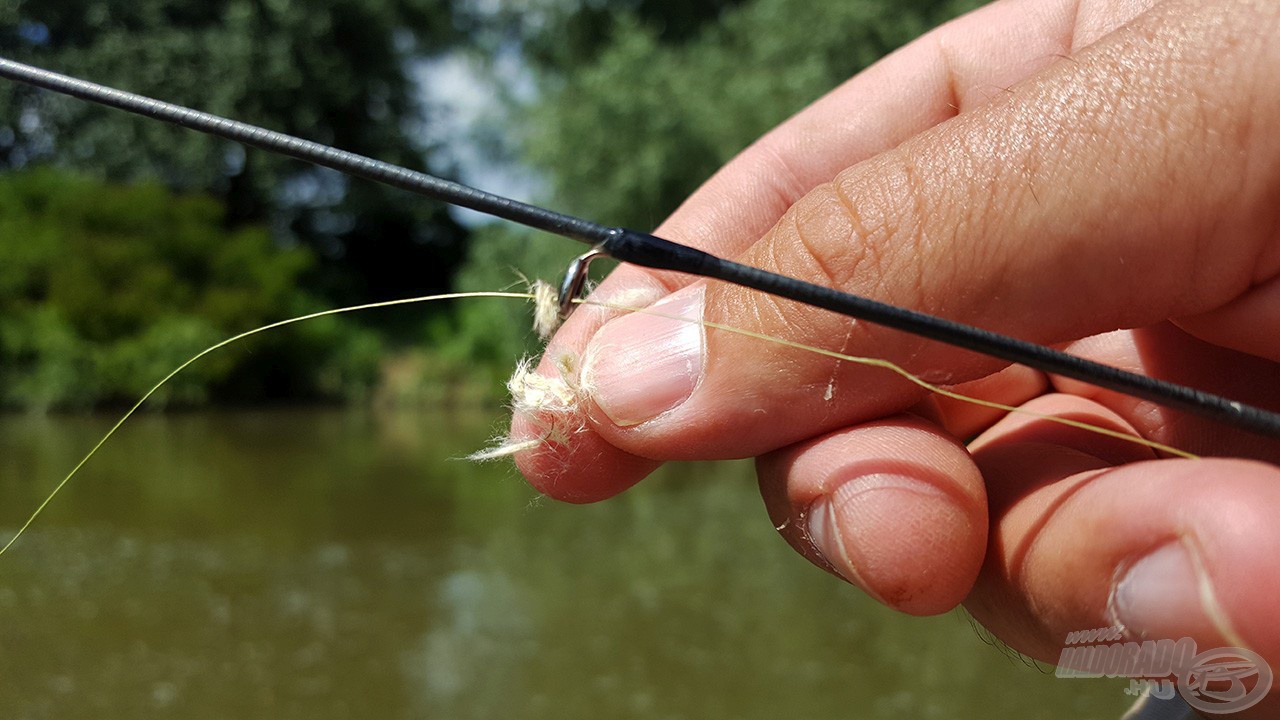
[0, 409, 1129, 719]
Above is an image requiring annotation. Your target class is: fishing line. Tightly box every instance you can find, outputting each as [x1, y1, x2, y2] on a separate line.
[0, 288, 1197, 557]
[476, 294, 1200, 461]
[0, 291, 534, 557]
[1, 57, 1278, 438]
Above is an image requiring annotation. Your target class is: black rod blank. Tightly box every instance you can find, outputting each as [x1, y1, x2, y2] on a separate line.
[3, 57, 1278, 440]
[0, 58, 612, 244]
[604, 230, 1280, 438]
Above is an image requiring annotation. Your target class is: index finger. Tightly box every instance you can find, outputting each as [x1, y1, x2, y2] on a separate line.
[513, 0, 1154, 501]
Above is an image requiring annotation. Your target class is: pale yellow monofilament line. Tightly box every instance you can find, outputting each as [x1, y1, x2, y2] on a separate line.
[2, 287, 1197, 558]
[578, 299, 1200, 461]
[0, 291, 535, 557]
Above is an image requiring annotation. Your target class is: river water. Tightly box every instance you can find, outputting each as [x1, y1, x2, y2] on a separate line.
[0, 408, 1128, 718]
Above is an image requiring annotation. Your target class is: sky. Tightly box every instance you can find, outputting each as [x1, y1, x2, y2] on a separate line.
[412, 45, 545, 227]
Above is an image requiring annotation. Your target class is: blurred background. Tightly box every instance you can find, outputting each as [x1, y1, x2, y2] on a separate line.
[0, 0, 989, 409]
[0, 1, 1132, 717]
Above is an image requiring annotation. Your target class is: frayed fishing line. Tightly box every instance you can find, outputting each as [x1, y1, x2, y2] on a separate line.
[532, 281, 563, 340]
[1, 281, 1199, 558]
[468, 352, 590, 462]
[468, 281, 588, 461]
[468, 288, 1201, 463]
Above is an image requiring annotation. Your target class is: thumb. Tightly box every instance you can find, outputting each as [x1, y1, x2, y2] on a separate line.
[578, 0, 1280, 460]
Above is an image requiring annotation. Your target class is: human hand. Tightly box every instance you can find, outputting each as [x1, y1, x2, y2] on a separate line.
[511, 0, 1280, 709]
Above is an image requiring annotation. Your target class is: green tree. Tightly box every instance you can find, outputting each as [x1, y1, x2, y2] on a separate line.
[457, 0, 750, 69]
[0, 0, 467, 302]
[522, 0, 983, 228]
[0, 168, 380, 410]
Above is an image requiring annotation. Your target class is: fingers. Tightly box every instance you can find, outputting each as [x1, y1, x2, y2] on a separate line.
[756, 415, 987, 616]
[1055, 324, 1280, 462]
[963, 395, 1280, 685]
[926, 363, 1049, 440]
[1177, 274, 1280, 362]
[517, 0, 1159, 499]
[574, 0, 1280, 467]
[758, 387, 1280, 689]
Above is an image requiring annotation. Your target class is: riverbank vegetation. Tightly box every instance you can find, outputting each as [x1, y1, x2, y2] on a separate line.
[0, 169, 381, 410]
[0, 0, 979, 411]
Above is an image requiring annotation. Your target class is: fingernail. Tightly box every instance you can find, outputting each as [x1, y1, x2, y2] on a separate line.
[584, 286, 705, 427]
[805, 474, 957, 606]
[806, 495, 877, 595]
[1110, 541, 1237, 643]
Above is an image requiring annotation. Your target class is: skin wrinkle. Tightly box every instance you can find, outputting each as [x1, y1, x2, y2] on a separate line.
[757, 206, 870, 379]
[1016, 139, 1044, 208]
[941, 108, 1062, 323]
[829, 177, 876, 253]
[755, 137, 812, 213]
[968, 163, 1029, 327]
[708, 270, 820, 398]
[1185, 13, 1260, 274]
[789, 193, 856, 296]
[1188, 99, 1231, 297]
[1152, 50, 1216, 304]
[887, 129, 1005, 330]
[1088, 73, 1169, 321]
[895, 158, 936, 284]
[752, 230, 801, 333]
[831, 162, 924, 308]
[932, 34, 966, 117]
[807, 174, 939, 371]
[1229, 103, 1275, 286]
[1000, 102, 1052, 222]
[1066, 0, 1087, 53]
[819, 179, 911, 353]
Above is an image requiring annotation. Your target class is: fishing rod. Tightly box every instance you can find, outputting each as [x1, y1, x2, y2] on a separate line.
[2, 56, 1278, 439]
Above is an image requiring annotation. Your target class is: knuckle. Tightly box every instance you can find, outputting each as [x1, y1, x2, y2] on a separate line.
[752, 170, 919, 307]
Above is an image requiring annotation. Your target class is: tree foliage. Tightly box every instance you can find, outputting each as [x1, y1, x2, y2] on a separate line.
[522, 0, 983, 228]
[0, 168, 380, 410]
[0, 0, 466, 301]
[457, 0, 750, 70]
